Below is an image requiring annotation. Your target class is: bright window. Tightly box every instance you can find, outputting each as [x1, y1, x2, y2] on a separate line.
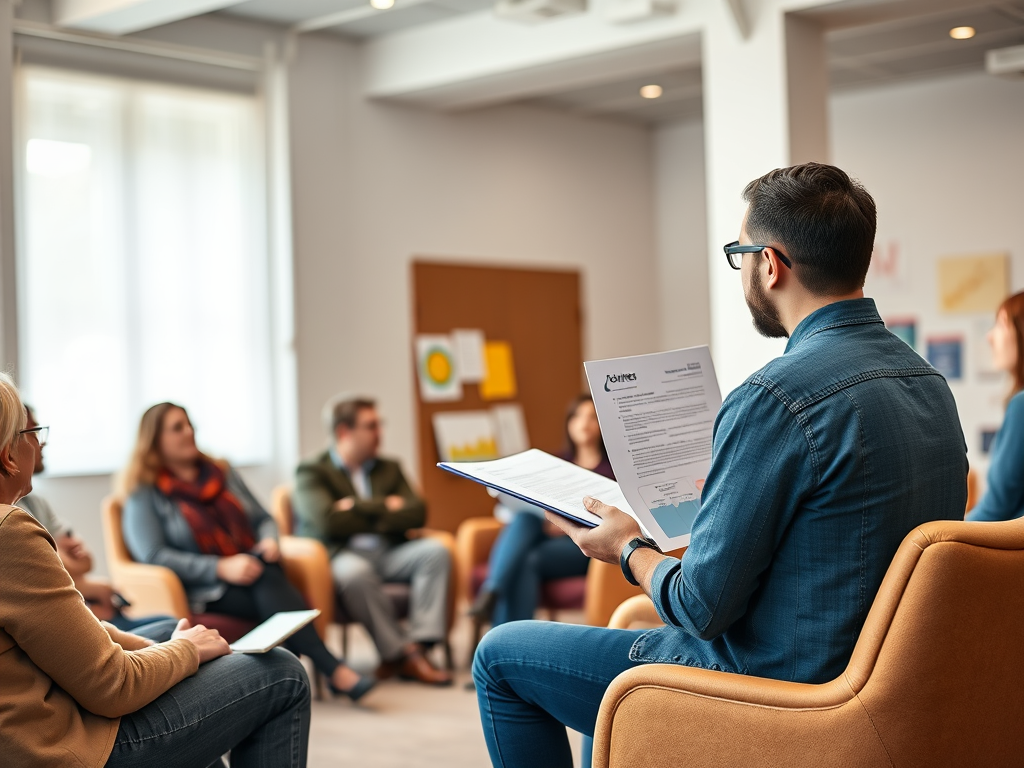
[17, 67, 272, 475]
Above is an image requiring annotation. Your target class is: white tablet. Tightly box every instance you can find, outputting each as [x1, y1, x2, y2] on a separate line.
[229, 609, 321, 654]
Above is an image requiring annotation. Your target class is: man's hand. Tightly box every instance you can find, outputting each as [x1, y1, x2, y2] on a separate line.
[384, 495, 405, 512]
[171, 618, 232, 664]
[544, 496, 643, 565]
[335, 497, 356, 513]
[216, 553, 264, 585]
[252, 538, 280, 563]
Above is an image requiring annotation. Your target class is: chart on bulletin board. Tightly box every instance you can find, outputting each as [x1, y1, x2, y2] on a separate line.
[412, 261, 584, 533]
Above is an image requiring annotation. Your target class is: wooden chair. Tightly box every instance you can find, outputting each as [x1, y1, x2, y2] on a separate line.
[593, 515, 1024, 768]
[101, 495, 333, 642]
[270, 486, 457, 669]
[456, 516, 644, 663]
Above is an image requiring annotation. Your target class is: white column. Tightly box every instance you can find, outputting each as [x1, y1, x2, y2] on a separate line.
[702, 1, 828, 393]
[0, 0, 16, 374]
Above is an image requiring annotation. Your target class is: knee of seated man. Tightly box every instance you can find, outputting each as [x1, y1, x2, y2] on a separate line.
[472, 621, 536, 684]
[416, 537, 452, 573]
[332, 557, 378, 588]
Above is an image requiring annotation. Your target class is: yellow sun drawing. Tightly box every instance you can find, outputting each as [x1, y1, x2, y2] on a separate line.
[425, 348, 453, 385]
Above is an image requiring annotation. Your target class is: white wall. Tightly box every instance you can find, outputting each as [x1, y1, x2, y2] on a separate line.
[288, 34, 660, 471]
[25, 15, 662, 572]
[653, 117, 710, 352]
[831, 71, 1024, 486]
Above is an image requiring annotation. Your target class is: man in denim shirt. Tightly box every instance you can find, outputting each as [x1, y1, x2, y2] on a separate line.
[473, 163, 968, 768]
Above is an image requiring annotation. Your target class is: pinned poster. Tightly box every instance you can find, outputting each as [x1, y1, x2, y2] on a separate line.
[973, 317, 1001, 379]
[432, 411, 499, 462]
[452, 329, 487, 383]
[886, 317, 917, 351]
[492, 403, 530, 456]
[416, 335, 462, 402]
[927, 336, 964, 381]
[981, 428, 998, 455]
[480, 341, 518, 400]
[937, 253, 1009, 314]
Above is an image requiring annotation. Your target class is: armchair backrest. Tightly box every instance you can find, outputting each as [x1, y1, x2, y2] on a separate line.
[100, 495, 133, 570]
[845, 517, 1024, 764]
[270, 485, 294, 536]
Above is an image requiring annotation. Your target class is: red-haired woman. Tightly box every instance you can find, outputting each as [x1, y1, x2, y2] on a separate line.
[120, 402, 374, 700]
[967, 291, 1024, 522]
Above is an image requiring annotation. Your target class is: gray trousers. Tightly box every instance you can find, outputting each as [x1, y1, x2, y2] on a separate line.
[330, 537, 450, 662]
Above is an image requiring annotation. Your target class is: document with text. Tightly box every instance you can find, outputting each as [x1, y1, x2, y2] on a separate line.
[438, 449, 634, 529]
[585, 345, 722, 550]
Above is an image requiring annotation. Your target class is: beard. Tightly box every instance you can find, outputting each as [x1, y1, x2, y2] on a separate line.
[744, 270, 789, 339]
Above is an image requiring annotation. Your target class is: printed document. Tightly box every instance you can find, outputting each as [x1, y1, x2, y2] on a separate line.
[439, 449, 632, 529]
[585, 345, 722, 550]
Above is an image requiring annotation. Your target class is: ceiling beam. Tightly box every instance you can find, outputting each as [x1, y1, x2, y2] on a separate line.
[53, 0, 245, 35]
[723, 0, 752, 38]
[294, 0, 436, 33]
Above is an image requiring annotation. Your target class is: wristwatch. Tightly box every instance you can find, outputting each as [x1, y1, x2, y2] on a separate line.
[620, 536, 661, 586]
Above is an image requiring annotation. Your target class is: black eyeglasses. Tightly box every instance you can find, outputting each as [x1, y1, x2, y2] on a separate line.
[19, 425, 49, 447]
[723, 241, 793, 271]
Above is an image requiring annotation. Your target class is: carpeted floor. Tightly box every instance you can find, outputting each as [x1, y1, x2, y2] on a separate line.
[307, 614, 585, 768]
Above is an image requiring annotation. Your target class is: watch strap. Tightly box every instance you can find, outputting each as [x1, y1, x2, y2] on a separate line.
[620, 536, 660, 586]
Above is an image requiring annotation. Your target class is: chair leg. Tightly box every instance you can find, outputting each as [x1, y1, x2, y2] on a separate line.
[444, 639, 454, 671]
[315, 672, 326, 702]
[341, 623, 349, 660]
[468, 617, 483, 667]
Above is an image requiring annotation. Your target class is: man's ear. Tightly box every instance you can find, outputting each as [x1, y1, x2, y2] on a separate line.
[764, 249, 785, 290]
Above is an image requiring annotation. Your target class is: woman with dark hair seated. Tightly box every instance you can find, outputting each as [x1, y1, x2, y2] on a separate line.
[120, 401, 374, 701]
[469, 395, 614, 626]
[0, 374, 311, 767]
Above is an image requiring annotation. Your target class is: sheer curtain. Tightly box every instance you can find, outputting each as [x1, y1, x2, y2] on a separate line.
[17, 66, 273, 476]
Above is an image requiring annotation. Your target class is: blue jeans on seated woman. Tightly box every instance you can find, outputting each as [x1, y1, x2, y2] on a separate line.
[105, 647, 310, 768]
[473, 620, 644, 767]
[482, 513, 590, 626]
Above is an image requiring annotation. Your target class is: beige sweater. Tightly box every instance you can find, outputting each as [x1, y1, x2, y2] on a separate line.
[0, 506, 199, 767]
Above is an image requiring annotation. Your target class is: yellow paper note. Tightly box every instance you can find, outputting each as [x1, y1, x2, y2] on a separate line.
[481, 341, 517, 400]
[937, 253, 1009, 314]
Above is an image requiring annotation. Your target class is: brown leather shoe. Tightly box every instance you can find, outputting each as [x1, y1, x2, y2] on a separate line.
[398, 650, 453, 686]
[374, 659, 401, 681]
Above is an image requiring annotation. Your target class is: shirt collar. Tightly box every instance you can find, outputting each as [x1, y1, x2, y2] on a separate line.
[329, 446, 377, 476]
[785, 298, 883, 353]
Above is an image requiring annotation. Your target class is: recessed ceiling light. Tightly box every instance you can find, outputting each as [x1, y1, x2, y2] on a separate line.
[371, 0, 395, 9]
[640, 84, 663, 99]
[949, 26, 976, 40]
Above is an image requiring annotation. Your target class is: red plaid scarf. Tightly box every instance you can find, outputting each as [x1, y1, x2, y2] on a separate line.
[157, 460, 256, 556]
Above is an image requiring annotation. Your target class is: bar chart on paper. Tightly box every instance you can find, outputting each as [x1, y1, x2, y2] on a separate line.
[639, 479, 702, 538]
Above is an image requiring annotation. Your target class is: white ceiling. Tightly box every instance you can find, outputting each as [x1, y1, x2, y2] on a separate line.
[528, 0, 1024, 124]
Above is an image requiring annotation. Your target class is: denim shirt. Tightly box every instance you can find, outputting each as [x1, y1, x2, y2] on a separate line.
[631, 298, 968, 684]
[966, 391, 1024, 522]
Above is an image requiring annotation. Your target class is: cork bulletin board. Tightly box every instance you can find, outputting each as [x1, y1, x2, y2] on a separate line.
[411, 260, 584, 532]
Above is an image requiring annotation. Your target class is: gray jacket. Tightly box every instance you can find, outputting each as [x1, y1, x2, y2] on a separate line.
[122, 466, 277, 609]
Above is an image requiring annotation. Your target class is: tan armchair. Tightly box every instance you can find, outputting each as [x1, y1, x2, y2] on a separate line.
[101, 495, 333, 640]
[456, 516, 645, 662]
[270, 486, 457, 668]
[593, 516, 1024, 768]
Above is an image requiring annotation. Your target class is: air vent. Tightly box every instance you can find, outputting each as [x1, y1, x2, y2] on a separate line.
[494, 0, 586, 24]
[987, 44, 1024, 78]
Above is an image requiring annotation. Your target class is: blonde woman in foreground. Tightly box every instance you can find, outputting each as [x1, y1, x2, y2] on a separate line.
[0, 373, 311, 767]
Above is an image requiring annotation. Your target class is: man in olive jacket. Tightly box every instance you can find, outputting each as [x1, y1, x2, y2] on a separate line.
[294, 396, 452, 685]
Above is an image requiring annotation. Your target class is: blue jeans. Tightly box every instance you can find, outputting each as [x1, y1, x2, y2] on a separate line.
[473, 620, 645, 767]
[104, 648, 311, 768]
[483, 514, 590, 626]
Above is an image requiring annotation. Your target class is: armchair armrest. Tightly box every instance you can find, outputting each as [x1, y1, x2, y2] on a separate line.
[454, 517, 503, 606]
[593, 664, 881, 768]
[108, 561, 190, 621]
[583, 559, 645, 628]
[607, 594, 661, 630]
[279, 535, 334, 639]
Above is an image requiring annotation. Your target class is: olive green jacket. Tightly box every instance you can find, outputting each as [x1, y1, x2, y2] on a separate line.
[293, 450, 426, 552]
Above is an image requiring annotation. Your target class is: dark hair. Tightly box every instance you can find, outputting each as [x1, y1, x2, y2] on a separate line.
[998, 292, 1024, 401]
[742, 163, 876, 296]
[563, 394, 608, 463]
[328, 396, 377, 435]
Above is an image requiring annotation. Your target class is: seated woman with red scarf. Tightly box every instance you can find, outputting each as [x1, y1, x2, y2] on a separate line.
[121, 402, 375, 701]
